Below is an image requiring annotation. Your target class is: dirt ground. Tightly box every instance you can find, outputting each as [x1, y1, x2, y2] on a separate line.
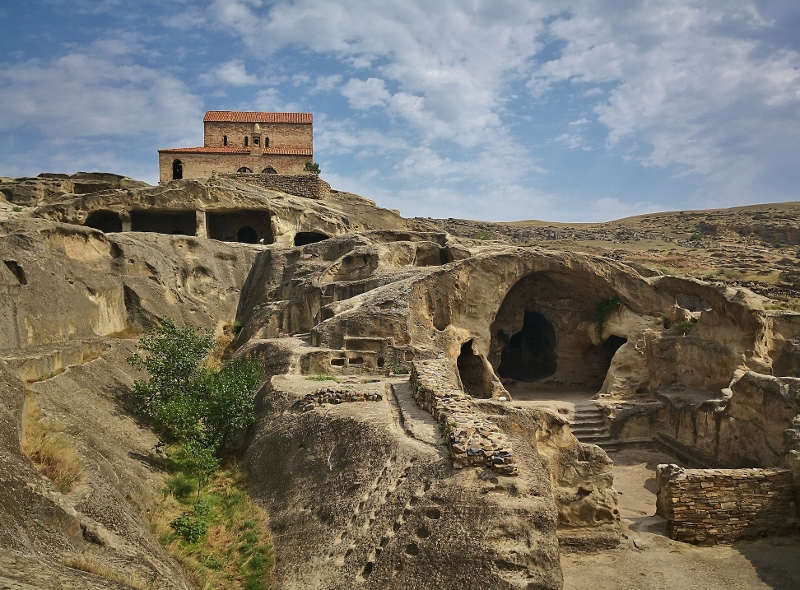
[560, 448, 800, 590]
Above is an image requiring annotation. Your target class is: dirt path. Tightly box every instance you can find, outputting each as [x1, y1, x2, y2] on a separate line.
[561, 448, 800, 590]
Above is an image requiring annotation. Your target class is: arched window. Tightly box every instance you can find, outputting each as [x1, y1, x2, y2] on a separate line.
[261, 166, 277, 174]
[223, 135, 228, 146]
[253, 137, 260, 146]
[244, 136, 249, 147]
[264, 137, 269, 147]
[172, 159, 183, 180]
[237, 167, 253, 173]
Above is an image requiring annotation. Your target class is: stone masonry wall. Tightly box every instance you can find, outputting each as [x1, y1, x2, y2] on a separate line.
[159, 153, 309, 183]
[240, 174, 331, 200]
[656, 464, 798, 545]
[203, 121, 312, 150]
[410, 358, 517, 476]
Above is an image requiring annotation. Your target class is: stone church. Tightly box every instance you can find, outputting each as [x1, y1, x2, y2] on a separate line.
[158, 111, 313, 183]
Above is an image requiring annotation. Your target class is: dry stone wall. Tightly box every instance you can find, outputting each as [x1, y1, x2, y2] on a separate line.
[230, 173, 330, 200]
[410, 358, 518, 475]
[656, 464, 798, 544]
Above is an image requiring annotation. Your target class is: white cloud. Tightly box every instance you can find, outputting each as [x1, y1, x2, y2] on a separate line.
[0, 42, 203, 144]
[340, 77, 391, 110]
[201, 59, 260, 86]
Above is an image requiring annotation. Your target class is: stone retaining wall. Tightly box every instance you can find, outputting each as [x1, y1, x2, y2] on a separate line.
[656, 464, 798, 544]
[229, 173, 330, 200]
[410, 359, 517, 476]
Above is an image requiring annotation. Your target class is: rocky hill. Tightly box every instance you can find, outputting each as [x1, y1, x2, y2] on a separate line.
[0, 173, 799, 589]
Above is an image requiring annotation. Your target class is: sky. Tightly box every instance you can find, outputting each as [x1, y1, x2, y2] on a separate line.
[1, 1, 799, 222]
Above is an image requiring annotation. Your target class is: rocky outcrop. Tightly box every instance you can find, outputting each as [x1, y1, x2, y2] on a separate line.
[0, 172, 148, 207]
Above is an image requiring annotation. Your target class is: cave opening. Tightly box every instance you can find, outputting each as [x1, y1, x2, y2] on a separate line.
[237, 226, 258, 243]
[294, 231, 329, 246]
[457, 340, 489, 398]
[601, 335, 627, 368]
[130, 210, 197, 236]
[85, 210, 122, 233]
[498, 311, 557, 381]
[207, 210, 273, 244]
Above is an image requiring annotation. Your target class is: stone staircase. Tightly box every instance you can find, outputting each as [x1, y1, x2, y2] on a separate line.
[570, 403, 611, 445]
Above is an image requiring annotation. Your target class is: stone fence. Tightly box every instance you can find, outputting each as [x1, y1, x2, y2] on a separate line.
[410, 359, 517, 476]
[656, 464, 798, 545]
[227, 173, 330, 200]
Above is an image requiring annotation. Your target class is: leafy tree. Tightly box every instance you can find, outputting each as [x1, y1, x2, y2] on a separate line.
[304, 161, 321, 176]
[127, 318, 263, 452]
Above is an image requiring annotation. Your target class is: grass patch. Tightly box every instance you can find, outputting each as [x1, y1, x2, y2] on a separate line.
[149, 451, 274, 590]
[61, 553, 149, 589]
[305, 374, 339, 382]
[20, 391, 84, 493]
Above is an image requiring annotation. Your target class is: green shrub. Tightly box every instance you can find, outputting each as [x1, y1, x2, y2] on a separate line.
[171, 513, 208, 543]
[304, 161, 321, 175]
[127, 318, 263, 452]
[676, 318, 697, 335]
[473, 230, 491, 240]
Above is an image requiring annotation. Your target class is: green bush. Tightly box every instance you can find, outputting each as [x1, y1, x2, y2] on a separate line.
[304, 161, 321, 176]
[127, 318, 263, 452]
[473, 230, 491, 240]
[171, 513, 208, 543]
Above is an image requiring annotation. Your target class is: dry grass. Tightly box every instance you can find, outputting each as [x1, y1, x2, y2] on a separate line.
[61, 553, 149, 589]
[149, 460, 274, 589]
[107, 326, 143, 339]
[206, 329, 235, 371]
[20, 392, 84, 493]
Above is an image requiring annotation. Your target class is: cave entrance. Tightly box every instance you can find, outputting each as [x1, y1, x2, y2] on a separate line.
[237, 226, 258, 243]
[457, 340, 489, 398]
[294, 231, 329, 246]
[130, 210, 197, 236]
[601, 335, 627, 368]
[498, 311, 557, 381]
[85, 210, 122, 233]
[207, 210, 273, 244]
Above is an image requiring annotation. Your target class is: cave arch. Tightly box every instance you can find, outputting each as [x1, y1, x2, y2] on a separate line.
[85, 210, 122, 233]
[489, 271, 623, 392]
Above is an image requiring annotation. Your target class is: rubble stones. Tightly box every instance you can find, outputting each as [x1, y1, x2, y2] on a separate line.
[410, 359, 518, 476]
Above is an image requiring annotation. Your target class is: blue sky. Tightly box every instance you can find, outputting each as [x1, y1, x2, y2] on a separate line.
[1, 1, 799, 222]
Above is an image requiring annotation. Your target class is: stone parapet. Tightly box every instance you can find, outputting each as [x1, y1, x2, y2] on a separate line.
[410, 359, 517, 476]
[228, 173, 330, 200]
[656, 464, 798, 545]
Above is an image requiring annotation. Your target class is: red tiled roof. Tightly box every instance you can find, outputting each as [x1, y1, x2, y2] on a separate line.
[158, 146, 313, 156]
[203, 111, 312, 124]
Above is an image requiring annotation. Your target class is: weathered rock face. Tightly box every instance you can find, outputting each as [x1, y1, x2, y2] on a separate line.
[4, 173, 800, 585]
[0, 172, 148, 207]
[0, 219, 258, 349]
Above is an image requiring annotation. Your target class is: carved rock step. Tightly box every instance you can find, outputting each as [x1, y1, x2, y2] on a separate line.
[570, 403, 611, 444]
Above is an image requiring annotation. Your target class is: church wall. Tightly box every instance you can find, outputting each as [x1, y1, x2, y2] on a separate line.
[158, 153, 309, 183]
[203, 122, 313, 149]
